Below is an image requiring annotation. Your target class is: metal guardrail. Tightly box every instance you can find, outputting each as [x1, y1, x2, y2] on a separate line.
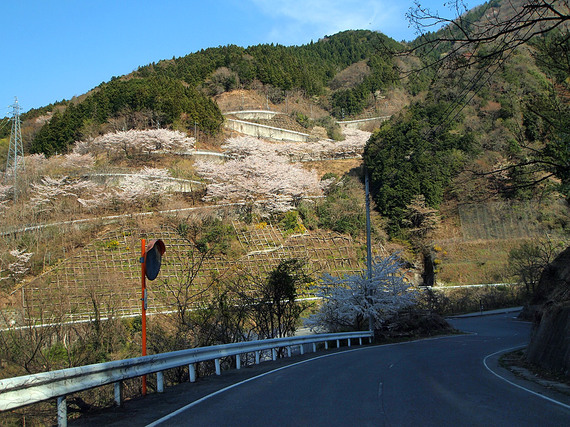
[0, 331, 373, 425]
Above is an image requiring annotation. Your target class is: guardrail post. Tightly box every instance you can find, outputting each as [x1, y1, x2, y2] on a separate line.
[312, 343, 317, 353]
[287, 346, 292, 357]
[359, 337, 363, 345]
[369, 337, 372, 344]
[57, 396, 67, 427]
[337, 339, 340, 348]
[157, 372, 164, 393]
[114, 382, 122, 406]
[0, 331, 381, 417]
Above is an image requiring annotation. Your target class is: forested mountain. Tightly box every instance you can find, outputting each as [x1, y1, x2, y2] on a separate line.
[13, 30, 401, 156]
[365, 0, 570, 236]
[3, 0, 569, 237]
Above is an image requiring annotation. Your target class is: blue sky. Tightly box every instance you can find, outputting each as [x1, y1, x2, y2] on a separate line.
[1, 0, 485, 114]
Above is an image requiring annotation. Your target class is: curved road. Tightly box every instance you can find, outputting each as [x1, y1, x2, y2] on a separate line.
[143, 313, 568, 426]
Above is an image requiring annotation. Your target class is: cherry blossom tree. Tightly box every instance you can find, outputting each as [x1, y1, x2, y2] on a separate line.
[195, 150, 325, 213]
[29, 176, 79, 213]
[29, 176, 111, 213]
[1, 249, 34, 285]
[74, 129, 195, 157]
[222, 129, 371, 162]
[195, 130, 371, 213]
[27, 166, 175, 212]
[113, 167, 173, 207]
[0, 184, 12, 213]
[60, 152, 95, 170]
[306, 253, 417, 332]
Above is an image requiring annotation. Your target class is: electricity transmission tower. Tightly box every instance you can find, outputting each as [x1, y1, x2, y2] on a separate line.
[4, 97, 25, 193]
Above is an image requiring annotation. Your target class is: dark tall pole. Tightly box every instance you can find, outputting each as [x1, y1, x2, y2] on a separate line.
[365, 167, 373, 331]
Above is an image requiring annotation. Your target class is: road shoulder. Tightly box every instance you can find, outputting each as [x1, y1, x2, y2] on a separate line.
[484, 346, 570, 410]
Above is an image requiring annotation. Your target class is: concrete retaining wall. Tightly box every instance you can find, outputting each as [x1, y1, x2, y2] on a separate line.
[338, 116, 391, 130]
[225, 118, 309, 142]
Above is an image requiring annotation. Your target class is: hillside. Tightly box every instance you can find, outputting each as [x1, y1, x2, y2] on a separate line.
[0, 30, 402, 157]
[1, 0, 569, 330]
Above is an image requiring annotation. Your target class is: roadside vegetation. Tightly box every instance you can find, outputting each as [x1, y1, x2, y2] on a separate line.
[1, 0, 570, 422]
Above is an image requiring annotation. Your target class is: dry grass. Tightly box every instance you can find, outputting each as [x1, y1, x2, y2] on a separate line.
[302, 158, 362, 178]
[214, 88, 330, 119]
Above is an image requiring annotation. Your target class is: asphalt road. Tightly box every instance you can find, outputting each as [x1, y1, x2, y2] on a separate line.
[145, 313, 568, 427]
[74, 312, 569, 426]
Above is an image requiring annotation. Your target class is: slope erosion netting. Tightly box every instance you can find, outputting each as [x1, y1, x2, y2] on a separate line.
[12, 220, 365, 326]
[457, 201, 568, 240]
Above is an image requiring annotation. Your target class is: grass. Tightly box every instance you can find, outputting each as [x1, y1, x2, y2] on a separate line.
[434, 239, 525, 285]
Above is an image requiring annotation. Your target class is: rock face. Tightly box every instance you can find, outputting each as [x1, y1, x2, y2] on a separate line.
[526, 304, 570, 374]
[525, 246, 570, 376]
[533, 246, 570, 304]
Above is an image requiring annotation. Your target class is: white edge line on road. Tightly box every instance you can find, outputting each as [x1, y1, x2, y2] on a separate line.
[483, 345, 570, 411]
[145, 349, 362, 427]
[146, 334, 460, 426]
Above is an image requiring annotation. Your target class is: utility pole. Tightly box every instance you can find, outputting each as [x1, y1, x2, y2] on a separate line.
[365, 166, 373, 332]
[4, 97, 25, 198]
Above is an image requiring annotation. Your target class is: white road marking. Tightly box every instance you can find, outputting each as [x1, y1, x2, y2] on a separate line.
[146, 334, 461, 426]
[483, 345, 570, 411]
[146, 347, 371, 426]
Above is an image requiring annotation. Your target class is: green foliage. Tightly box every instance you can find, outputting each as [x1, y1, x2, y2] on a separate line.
[406, 68, 434, 96]
[278, 210, 305, 235]
[140, 30, 400, 100]
[292, 111, 311, 128]
[31, 76, 224, 155]
[26, 30, 405, 156]
[506, 59, 570, 201]
[310, 175, 367, 237]
[321, 172, 339, 181]
[255, 258, 313, 339]
[105, 240, 120, 250]
[173, 216, 235, 256]
[531, 29, 570, 85]
[0, 137, 8, 168]
[297, 201, 320, 231]
[364, 99, 473, 234]
[25, 30, 405, 156]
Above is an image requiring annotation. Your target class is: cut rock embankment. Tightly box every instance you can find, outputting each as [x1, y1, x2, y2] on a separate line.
[525, 246, 570, 376]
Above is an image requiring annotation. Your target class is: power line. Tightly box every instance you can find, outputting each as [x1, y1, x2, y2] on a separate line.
[0, 117, 10, 132]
